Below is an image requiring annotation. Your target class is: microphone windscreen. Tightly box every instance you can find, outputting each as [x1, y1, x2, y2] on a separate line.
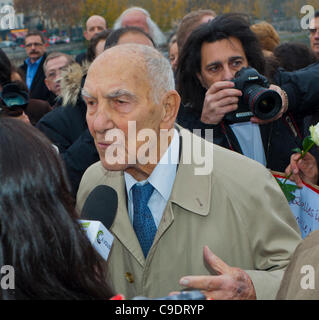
[81, 185, 118, 229]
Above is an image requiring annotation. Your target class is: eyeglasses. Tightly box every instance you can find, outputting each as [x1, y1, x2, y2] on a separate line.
[25, 42, 44, 48]
[46, 67, 68, 80]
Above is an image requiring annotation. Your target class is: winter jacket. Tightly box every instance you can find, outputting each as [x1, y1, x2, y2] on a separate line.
[37, 63, 99, 196]
[20, 53, 56, 105]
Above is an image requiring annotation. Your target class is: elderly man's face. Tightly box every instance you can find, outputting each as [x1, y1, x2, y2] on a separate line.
[83, 48, 164, 175]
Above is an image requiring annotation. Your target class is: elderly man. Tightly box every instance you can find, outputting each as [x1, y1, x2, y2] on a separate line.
[76, 15, 108, 64]
[113, 7, 166, 47]
[309, 10, 319, 59]
[76, 43, 301, 300]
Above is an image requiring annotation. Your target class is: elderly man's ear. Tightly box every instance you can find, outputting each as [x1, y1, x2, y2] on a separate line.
[160, 91, 181, 130]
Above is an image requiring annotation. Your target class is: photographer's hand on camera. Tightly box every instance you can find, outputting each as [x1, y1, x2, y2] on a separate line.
[250, 84, 288, 125]
[200, 81, 242, 125]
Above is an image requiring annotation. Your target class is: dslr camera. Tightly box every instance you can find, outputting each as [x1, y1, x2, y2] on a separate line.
[224, 67, 282, 123]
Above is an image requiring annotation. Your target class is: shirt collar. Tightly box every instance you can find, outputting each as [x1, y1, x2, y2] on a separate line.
[124, 128, 179, 201]
[25, 56, 43, 66]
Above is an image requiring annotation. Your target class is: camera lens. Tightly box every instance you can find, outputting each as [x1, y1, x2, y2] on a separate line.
[245, 85, 282, 120]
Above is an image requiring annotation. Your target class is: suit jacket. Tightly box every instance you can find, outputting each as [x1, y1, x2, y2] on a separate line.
[76, 127, 302, 299]
[20, 53, 55, 104]
[276, 230, 319, 300]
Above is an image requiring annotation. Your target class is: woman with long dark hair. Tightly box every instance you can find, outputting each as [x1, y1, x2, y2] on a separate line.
[0, 118, 113, 299]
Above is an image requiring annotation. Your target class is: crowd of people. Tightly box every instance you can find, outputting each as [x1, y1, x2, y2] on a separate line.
[1, 6, 319, 300]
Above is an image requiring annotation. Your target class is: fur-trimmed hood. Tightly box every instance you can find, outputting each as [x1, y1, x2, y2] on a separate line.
[59, 61, 90, 107]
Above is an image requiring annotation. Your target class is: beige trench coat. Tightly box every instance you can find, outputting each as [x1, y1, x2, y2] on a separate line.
[77, 128, 302, 300]
[277, 230, 319, 299]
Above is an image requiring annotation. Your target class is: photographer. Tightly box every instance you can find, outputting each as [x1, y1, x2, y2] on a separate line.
[176, 13, 319, 172]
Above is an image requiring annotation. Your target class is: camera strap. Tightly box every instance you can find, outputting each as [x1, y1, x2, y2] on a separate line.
[220, 121, 243, 154]
[282, 113, 302, 144]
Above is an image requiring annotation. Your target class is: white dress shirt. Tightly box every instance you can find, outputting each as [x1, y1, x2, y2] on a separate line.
[124, 129, 179, 228]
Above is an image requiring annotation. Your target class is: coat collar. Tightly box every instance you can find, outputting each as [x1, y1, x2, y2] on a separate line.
[170, 126, 211, 216]
[107, 126, 212, 266]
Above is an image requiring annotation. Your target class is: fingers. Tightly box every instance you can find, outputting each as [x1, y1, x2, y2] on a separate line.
[250, 104, 285, 124]
[201, 82, 242, 124]
[285, 153, 303, 187]
[179, 274, 225, 291]
[206, 81, 236, 94]
[251, 85, 286, 124]
[179, 247, 256, 300]
[203, 245, 231, 275]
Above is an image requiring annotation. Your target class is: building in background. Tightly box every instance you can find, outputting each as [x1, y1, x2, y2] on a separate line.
[0, 0, 25, 42]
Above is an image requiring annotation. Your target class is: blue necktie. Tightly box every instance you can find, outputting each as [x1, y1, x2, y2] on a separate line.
[132, 183, 156, 257]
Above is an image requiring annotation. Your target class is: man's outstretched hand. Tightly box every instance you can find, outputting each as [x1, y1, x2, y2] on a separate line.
[179, 246, 256, 300]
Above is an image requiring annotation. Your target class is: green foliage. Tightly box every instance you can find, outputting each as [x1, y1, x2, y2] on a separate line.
[302, 136, 314, 155]
[276, 178, 299, 203]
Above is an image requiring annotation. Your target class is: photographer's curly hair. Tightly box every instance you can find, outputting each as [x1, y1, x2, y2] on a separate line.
[0, 118, 113, 299]
[176, 13, 265, 114]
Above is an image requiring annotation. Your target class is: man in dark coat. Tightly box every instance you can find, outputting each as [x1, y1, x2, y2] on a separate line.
[20, 31, 55, 105]
[36, 63, 99, 196]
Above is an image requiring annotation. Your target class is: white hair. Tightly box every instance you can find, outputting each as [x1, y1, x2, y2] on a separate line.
[140, 45, 175, 104]
[113, 7, 167, 47]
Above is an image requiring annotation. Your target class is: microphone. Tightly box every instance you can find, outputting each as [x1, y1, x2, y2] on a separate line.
[81, 185, 118, 229]
[79, 185, 118, 261]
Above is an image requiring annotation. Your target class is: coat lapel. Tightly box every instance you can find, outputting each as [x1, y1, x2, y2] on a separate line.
[30, 54, 46, 92]
[107, 128, 212, 266]
[106, 171, 146, 267]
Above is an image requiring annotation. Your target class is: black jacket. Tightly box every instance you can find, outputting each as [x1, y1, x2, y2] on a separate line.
[37, 98, 99, 196]
[177, 62, 319, 173]
[20, 53, 56, 105]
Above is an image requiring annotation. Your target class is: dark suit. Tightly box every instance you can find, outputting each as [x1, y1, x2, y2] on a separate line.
[20, 53, 56, 105]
